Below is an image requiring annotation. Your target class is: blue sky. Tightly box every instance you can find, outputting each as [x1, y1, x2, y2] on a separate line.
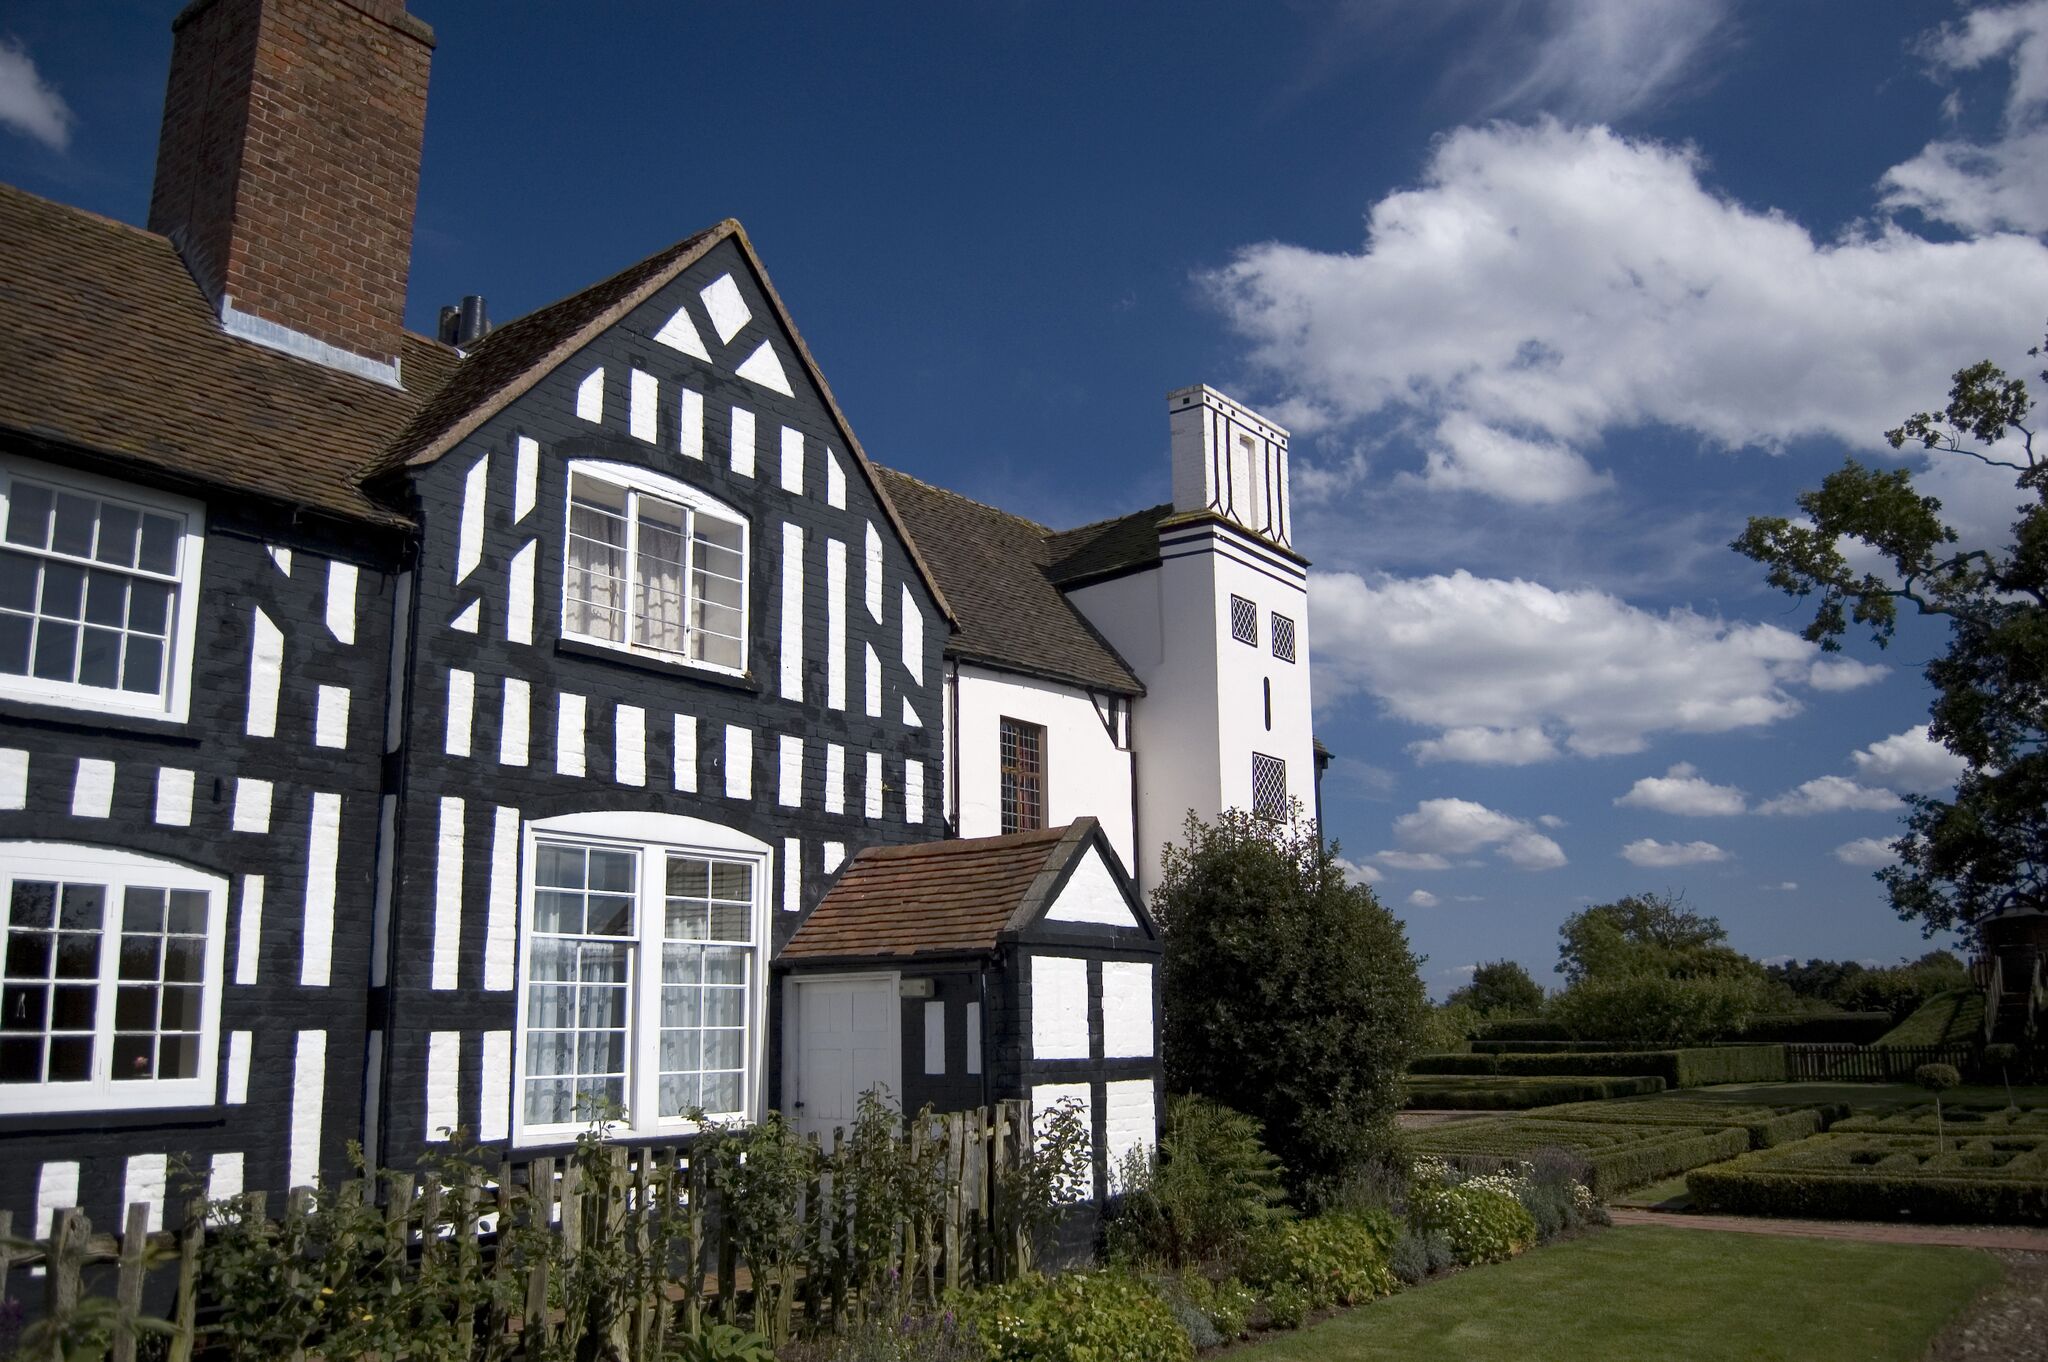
[4, 0, 2046, 996]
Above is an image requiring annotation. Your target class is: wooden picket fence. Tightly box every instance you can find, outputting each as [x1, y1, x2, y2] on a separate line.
[0, 1099, 1034, 1360]
[1784, 1041, 1979, 1082]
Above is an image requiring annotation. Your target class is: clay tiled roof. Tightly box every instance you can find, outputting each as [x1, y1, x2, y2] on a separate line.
[0, 182, 453, 525]
[780, 821, 1103, 962]
[874, 469, 1145, 696]
[1043, 502, 1171, 586]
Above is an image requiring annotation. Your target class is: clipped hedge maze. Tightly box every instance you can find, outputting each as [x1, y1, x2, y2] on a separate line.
[1410, 1119, 1750, 1198]
[1687, 1131, 2048, 1224]
[1402, 1075, 1668, 1110]
[1831, 1105, 2048, 1136]
[1408, 1047, 1788, 1087]
[1524, 1097, 1846, 1149]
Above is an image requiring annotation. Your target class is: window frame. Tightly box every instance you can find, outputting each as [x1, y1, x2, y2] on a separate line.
[0, 460, 207, 723]
[512, 811, 772, 1148]
[1228, 594, 1258, 648]
[1251, 752, 1288, 822]
[998, 716, 1047, 835]
[558, 460, 751, 678]
[0, 842, 228, 1116]
[1270, 613, 1296, 663]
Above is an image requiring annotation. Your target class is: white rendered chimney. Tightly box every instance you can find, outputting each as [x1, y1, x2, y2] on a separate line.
[1167, 384, 1292, 551]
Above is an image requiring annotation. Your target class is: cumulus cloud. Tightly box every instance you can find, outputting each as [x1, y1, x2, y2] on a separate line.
[1615, 762, 1747, 815]
[1335, 856, 1384, 886]
[1408, 889, 1442, 909]
[1620, 837, 1730, 867]
[1851, 725, 1969, 794]
[1373, 850, 1454, 872]
[1313, 570, 1884, 759]
[1391, 797, 1568, 870]
[1835, 837, 1901, 868]
[1757, 776, 1905, 817]
[1537, 814, 1568, 829]
[1203, 120, 2048, 518]
[0, 39, 71, 151]
[1880, 1, 2048, 235]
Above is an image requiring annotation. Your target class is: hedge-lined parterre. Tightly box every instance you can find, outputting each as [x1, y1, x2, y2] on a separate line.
[1402, 1076, 1667, 1110]
[1685, 1131, 2048, 1224]
[1523, 1097, 1845, 1148]
[1831, 1104, 2048, 1135]
[1409, 1046, 1788, 1087]
[1408, 1118, 1750, 1197]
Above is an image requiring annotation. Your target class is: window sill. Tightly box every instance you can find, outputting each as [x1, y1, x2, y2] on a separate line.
[0, 695, 202, 744]
[554, 638, 762, 695]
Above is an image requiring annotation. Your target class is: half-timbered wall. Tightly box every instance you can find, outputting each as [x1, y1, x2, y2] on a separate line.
[376, 239, 947, 1167]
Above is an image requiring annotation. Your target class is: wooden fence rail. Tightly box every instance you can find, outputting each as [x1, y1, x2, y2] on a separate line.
[0, 1099, 1034, 1359]
[1784, 1042, 1980, 1083]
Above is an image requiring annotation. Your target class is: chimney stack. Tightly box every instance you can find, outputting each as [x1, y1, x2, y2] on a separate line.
[1167, 385, 1293, 551]
[148, 0, 436, 384]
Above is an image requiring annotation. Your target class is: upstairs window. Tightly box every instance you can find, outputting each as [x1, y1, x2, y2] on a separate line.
[0, 844, 227, 1115]
[1271, 613, 1296, 663]
[562, 462, 748, 674]
[1229, 594, 1257, 647]
[999, 718, 1046, 835]
[0, 464, 204, 721]
[1251, 753, 1288, 822]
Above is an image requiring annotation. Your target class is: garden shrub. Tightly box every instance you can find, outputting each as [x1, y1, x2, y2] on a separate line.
[1143, 1276, 1222, 1351]
[966, 1270, 1193, 1362]
[1489, 1046, 1787, 1087]
[1388, 1230, 1431, 1285]
[1404, 1075, 1666, 1109]
[1522, 1096, 1845, 1148]
[1405, 1162, 1538, 1264]
[1686, 1132, 2048, 1224]
[1239, 1213, 1399, 1313]
[1411, 1119, 1750, 1197]
[1407, 1053, 1502, 1075]
[1105, 1095, 1291, 1270]
[1546, 971, 1771, 1046]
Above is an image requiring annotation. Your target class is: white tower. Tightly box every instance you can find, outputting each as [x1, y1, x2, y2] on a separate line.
[1065, 385, 1315, 895]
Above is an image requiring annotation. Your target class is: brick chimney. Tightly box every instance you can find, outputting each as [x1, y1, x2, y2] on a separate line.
[148, 0, 435, 384]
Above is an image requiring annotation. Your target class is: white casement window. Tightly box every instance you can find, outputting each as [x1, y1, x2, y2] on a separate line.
[514, 812, 770, 1145]
[0, 843, 228, 1115]
[561, 461, 747, 674]
[0, 462, 205, 722]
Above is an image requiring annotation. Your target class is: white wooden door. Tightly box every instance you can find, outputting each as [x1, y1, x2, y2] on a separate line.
[785, 974, 900, 1142]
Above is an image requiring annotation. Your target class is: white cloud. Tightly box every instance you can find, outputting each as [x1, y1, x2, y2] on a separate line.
[1406, 411, 1613, 505]
[1851, 725, 1969, 794]
[0, 39, 71, 152]
[1408, 889, 1442, 909]
[1537, 814, 1568, 829]
[1768, 881, 1799, 891]
[1808, 658, 1893, 692]
[1391, 797, 1568, 870]
[1880, 1, 2048, 235]
[1615, 762, 1747, 815]
[1757, 775, 1905, 817]
[1335, 856, 1384, 886]
[1620, 837, 1730, 867]
[1471, 0, 1738, 122]
[1374, 850, 1454, 872]
[1313, 570, 1883, 759]
[1835, 837, 1901, 868]
[1204, 120, 2048, 516]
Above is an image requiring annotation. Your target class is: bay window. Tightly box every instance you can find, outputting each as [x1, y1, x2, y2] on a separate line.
[561, 461, 747, 673]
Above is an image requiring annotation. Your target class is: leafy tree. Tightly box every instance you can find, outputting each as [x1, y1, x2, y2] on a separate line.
[1829, 950, 1973, 1021]
[1548, 972, 1770, 1046]
[1734, 331, 2047, 935]
[1555, 892, 1760, 984]
[1447, 959, 1546, 1016]
[1764, 957, 1869, 1002]
[1155, 808, 1428, 1208]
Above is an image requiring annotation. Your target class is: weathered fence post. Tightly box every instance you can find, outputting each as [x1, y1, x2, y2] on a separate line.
[110, 1202, 149, 1362]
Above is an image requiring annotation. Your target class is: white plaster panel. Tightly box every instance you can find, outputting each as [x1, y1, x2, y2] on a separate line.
[954, 666, 1136, 871]
[507, 540, 536, 645]
[289, 1030, 326, 1190]
[268, 545, 292, 575]
[500, 678, 530, 766]
[301, 792, 340, 987]
[444, 668, 474, 757]
[673, 714, 698, 792]
[780, 522, 804, 701]
[780, 425, 804, 494]
[450, 599, 480, 633]
[615, 704, 647, 786]
[557, 692, 587, 777]
[314, 684, 350, 749]
[783, 836, 800, 913]
[247, 608, 282, 737]
[426, 1031, 460, 1141]
[457, 453, 488, 583]
[901, 585, 924, 685]
[680, 388, 705, 460]
[738, 341, 794, 396]
[575, 367, 605, 423]
[863, 522, 883, 622]
[485, 805, 519, 991]
[0, 748, 24, 810]
[234, 877, 262, 985]
[1105, 1078, 1157, 1192]
[1101, 961, 1154, 1059]
[71, 758, 112, 819]
[432, 796, 464, 990]
[123, 1153, 167, 1231]
[730, 406, 756, 478]
[656, 306, 710, 359]
[231, 778, 272, 834]
[824, 743, 845, 815]
[824, 840, 845, 873]
[36, 1161, 79, 1238]
[325, 561, 357, 644]
[226, 1029, 252, 1104]
[630, 368, 658, 443]
[1047, 848, 1137, 927]
[778, 734, 803, 807]
[826, 538, 846, 710]
[924, 1000, 945, 1075]
[864, 643, 881, 718]
[725, 724, 752, 800]
[701, 273, 751, 343]
[864, 750, 883, 820]
[154, 767, 194, 826]
[514, 436, 539, 521]
[479, 1030, 512, 1142]
[902, 697, 922, 728]
[905, 759, 924, 824]
[208, 1152, 244, 1204]
[1030, 955, 1090, 1060]
[827, 450, 846, 509]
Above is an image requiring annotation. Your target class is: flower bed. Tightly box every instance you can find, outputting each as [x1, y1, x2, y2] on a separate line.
[1686, 1131, 2048, 1224]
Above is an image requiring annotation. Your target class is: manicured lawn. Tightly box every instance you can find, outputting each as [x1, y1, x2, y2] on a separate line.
[1229, 1226, 2000, 1362]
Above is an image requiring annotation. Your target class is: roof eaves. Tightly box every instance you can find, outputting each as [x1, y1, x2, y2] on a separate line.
[949, 650, 1146, 699]
[1006, 819, 1100, 933]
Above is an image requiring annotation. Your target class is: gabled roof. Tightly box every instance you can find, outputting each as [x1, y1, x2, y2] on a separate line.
[780, 819, 1137, 962]
[0, 182, 454, 525]
[1043, 502, 1172, 586]
[874, 468, 1146, 696]
[373, 219, 956, 628]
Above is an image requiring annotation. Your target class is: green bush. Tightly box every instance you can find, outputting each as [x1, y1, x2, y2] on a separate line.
[1522, 1096, 1844, 1148]
[1474, 1017, 1572, 1043]
[1418, 1001, 1483, 1054]
[1240, 1213, 1399, 1315]
[1408, 1053, 1502, 1075]
[1547, 972, 1772, 1046]
[1410, 1119, 1750, 1197]
[1106, 1095, 1292, 1270]
[1833, 954, 1973, 1022]
[967, 1270, 1193, 1362]
[1406, 1167, 1539, 1264]
[1833, 1104, 2048, 1135]
[1403, 1075, 1667, 1109]
[1488, 1046, 1787, 1087]
[1687, 1132, 2048, 1224]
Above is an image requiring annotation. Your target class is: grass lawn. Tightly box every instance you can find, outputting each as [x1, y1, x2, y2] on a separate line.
[1229, 1227, 2000, 1362]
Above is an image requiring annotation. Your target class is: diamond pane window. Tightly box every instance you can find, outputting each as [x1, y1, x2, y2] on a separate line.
[1271, 613, 1296, 663]
[999, 718, 1046, 835]
[1229, 594, 1257, 646]
[1251, 753, 1288, 821]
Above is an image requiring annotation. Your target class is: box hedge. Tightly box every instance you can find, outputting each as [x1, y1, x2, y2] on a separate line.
[1403, 1075, 1667, 1110]
[1410, 1119, 1750, 1197]
[1473, 1013, 1890, 1047]
[1491, 1046, 1787, 1087]
[1687, 1133, 2048, 1224]
[1408, 1054, 1505, 1075]
[1523, 1096, 1844, 1148]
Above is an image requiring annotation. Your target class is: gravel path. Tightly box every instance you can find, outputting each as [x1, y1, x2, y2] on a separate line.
[1922, 1250, 2048, 1361]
